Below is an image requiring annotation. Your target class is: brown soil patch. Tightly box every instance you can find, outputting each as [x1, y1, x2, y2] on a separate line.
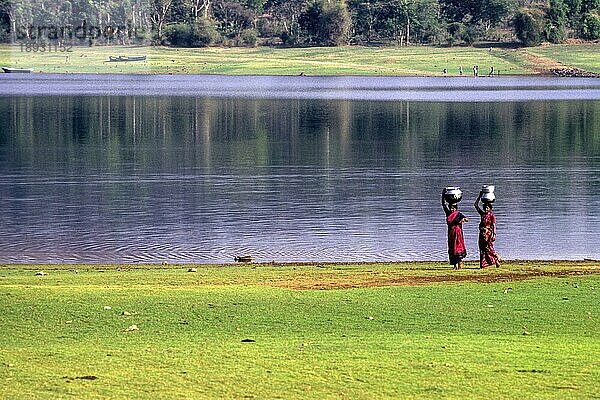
[268, 268, 600, 290]
[520, 49, 566, 74]
[519, 49, 599, 77]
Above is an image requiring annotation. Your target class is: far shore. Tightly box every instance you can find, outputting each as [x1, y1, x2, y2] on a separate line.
[1, 43, 599, 77]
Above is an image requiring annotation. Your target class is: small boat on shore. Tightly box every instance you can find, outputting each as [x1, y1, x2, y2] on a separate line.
[2, 67, 33, 73]
[234, 255, 254, 263]
[108, 55, 147, 62]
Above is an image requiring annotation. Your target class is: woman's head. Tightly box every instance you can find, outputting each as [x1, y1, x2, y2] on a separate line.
[483, 203, 493, 211]
[450, 203, 458, 211]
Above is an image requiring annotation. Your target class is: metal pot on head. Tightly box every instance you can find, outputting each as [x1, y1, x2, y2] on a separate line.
[481, 185, 495, 203]
[444, 187, 462, 204]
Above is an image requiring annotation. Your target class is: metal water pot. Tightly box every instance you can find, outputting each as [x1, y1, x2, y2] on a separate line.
[444, 187, 462, 204]
[481, 185, 495, 203]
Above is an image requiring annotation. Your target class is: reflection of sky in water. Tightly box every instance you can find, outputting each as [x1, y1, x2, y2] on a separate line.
[0, 85, 599, 263]
[2, 165, 598, 263]
[1, 74, 600, 101]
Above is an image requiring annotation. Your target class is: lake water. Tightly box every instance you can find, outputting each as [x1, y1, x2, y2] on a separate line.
[1, 74, 599, 263]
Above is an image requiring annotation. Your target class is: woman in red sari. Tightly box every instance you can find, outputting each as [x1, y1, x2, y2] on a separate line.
[442, 190, 468, 270]
[474, 193, 501, 269]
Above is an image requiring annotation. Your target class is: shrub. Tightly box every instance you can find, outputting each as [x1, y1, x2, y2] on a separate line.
[299, 0, 351, 46]
[163, 20, 221, 47]
[581, 12, 600, 39]
[240, 28, 258, 46]
[545, 24, 566, 43]
[256, 16, 278, 37]
[545, 0, 567, 43]
[163, 23, 193, 46]
[280, 31, 299, 45]
[514, 8, 545, 46]
[446, 22, 483, 45]
[0, 26, 9, 43]
[194, 18, 222, 46]
[462, 24, 484, 45]
[446, 22, 465, 45]
[320, 2, 351, 46]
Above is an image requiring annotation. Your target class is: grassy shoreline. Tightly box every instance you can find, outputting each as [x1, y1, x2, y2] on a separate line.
[2, 260, 599, 398]
[3, 260, 599, 288]
[3, 259, 599, 286]
[2, 43, 599, 76]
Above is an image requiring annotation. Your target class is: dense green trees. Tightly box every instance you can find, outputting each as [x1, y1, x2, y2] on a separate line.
[1, 0, 599, 47]
[545, 0, 568, 43]
[514, 7, 546, 46]
[581, 11, 600, 38]
[163, 18, 220, 46]
[298, 1, 351, 45]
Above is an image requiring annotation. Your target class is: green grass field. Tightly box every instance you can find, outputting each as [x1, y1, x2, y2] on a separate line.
[1, 261, 599, 399]
[1, 43, 599, 76]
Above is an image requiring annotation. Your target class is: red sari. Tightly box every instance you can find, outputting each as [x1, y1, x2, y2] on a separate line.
[478, 210, 499, 268]
[446, 210, 467, 265]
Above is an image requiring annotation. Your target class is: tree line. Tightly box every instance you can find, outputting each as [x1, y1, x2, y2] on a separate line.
[1, 0, 599, 47]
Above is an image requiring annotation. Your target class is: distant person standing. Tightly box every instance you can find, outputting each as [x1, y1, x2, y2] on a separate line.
[442, 189, 469, 270]
[459, 66, 463, 75]
[474, 192, 501, 268]
[489, 66, 494, 76]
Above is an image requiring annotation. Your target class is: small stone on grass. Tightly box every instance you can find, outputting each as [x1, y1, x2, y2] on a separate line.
[124, 324, 139, 332]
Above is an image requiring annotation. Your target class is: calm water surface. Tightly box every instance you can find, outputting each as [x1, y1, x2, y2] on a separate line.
[0, 75, 599, 263]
